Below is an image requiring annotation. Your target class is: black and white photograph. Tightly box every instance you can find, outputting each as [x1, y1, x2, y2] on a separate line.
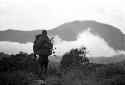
[0, 0, 125, 85]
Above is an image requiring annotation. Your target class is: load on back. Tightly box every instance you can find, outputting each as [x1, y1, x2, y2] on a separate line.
[33, 30, 53, 56]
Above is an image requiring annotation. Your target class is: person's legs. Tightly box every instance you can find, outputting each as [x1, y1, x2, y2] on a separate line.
[38, 55, 44, 78]
[40, 63, 44, 74]
[43, 55, 49, 73]
[44, 61, 48, 73]
[38, 55, 49, 79]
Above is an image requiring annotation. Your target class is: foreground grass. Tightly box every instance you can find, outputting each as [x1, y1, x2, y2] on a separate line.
[1, 63, 125, 85]
[1, 54, 125, 85]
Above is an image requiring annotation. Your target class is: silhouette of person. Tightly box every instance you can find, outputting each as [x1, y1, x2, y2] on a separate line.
[33, 30, 53, 79]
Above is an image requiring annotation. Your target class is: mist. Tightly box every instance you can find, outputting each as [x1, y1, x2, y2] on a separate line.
[53, 28, 118, 57]
[0, 28, 123, 57]
[0, 41, 33, 54]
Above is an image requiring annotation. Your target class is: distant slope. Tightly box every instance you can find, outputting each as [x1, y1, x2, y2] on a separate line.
[89, 54, 125, 64]
[0, 29, 41, 43]
[49, 54, 125, 64]
[50, 20, 125, 51]
[0, 20, 125, 50]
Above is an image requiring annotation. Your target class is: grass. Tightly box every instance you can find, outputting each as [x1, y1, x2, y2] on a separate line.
[1, 53, 125, 85]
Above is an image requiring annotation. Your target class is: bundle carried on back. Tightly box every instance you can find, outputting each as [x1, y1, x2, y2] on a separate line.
[33, 30, 53, 56]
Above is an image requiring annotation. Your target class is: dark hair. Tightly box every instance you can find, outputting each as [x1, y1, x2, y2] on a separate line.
[42, 30, 47, 35]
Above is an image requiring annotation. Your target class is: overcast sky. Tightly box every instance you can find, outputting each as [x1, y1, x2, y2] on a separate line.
[0, 0, 125, 56]
[0, 0, 124, 33]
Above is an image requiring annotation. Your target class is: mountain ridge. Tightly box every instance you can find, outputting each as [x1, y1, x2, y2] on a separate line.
[0, 20, 125, 51]
[50, 20, 125, 51]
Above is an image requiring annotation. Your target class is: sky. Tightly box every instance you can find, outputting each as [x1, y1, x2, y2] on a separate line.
[0, 0, 125, 33]
[0, 0, 125, 57]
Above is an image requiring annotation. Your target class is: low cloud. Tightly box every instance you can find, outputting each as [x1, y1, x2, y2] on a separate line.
[53, 28, 118, 57]
[0, 29, 124, 57]
[0, 41, 33, 54]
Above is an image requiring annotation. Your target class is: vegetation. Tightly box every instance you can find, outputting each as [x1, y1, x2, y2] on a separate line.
[60, 46, 89, 69]
[0, 46, 125, 85]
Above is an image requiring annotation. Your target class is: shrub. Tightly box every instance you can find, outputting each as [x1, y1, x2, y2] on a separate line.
[95, 64, 125, 79]
[110, 75, 125, 85]
[60, 46, 89, 70]
[0, 52, 39, 74]
[0, 70, 39, 85]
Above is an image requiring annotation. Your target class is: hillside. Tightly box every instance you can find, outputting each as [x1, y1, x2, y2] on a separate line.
[0, 20, 125, 51]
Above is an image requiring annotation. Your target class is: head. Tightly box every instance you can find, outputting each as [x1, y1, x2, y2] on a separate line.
[42, 30, 47, 35]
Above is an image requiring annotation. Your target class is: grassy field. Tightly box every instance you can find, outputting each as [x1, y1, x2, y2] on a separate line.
[0, 52, 125, 85]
